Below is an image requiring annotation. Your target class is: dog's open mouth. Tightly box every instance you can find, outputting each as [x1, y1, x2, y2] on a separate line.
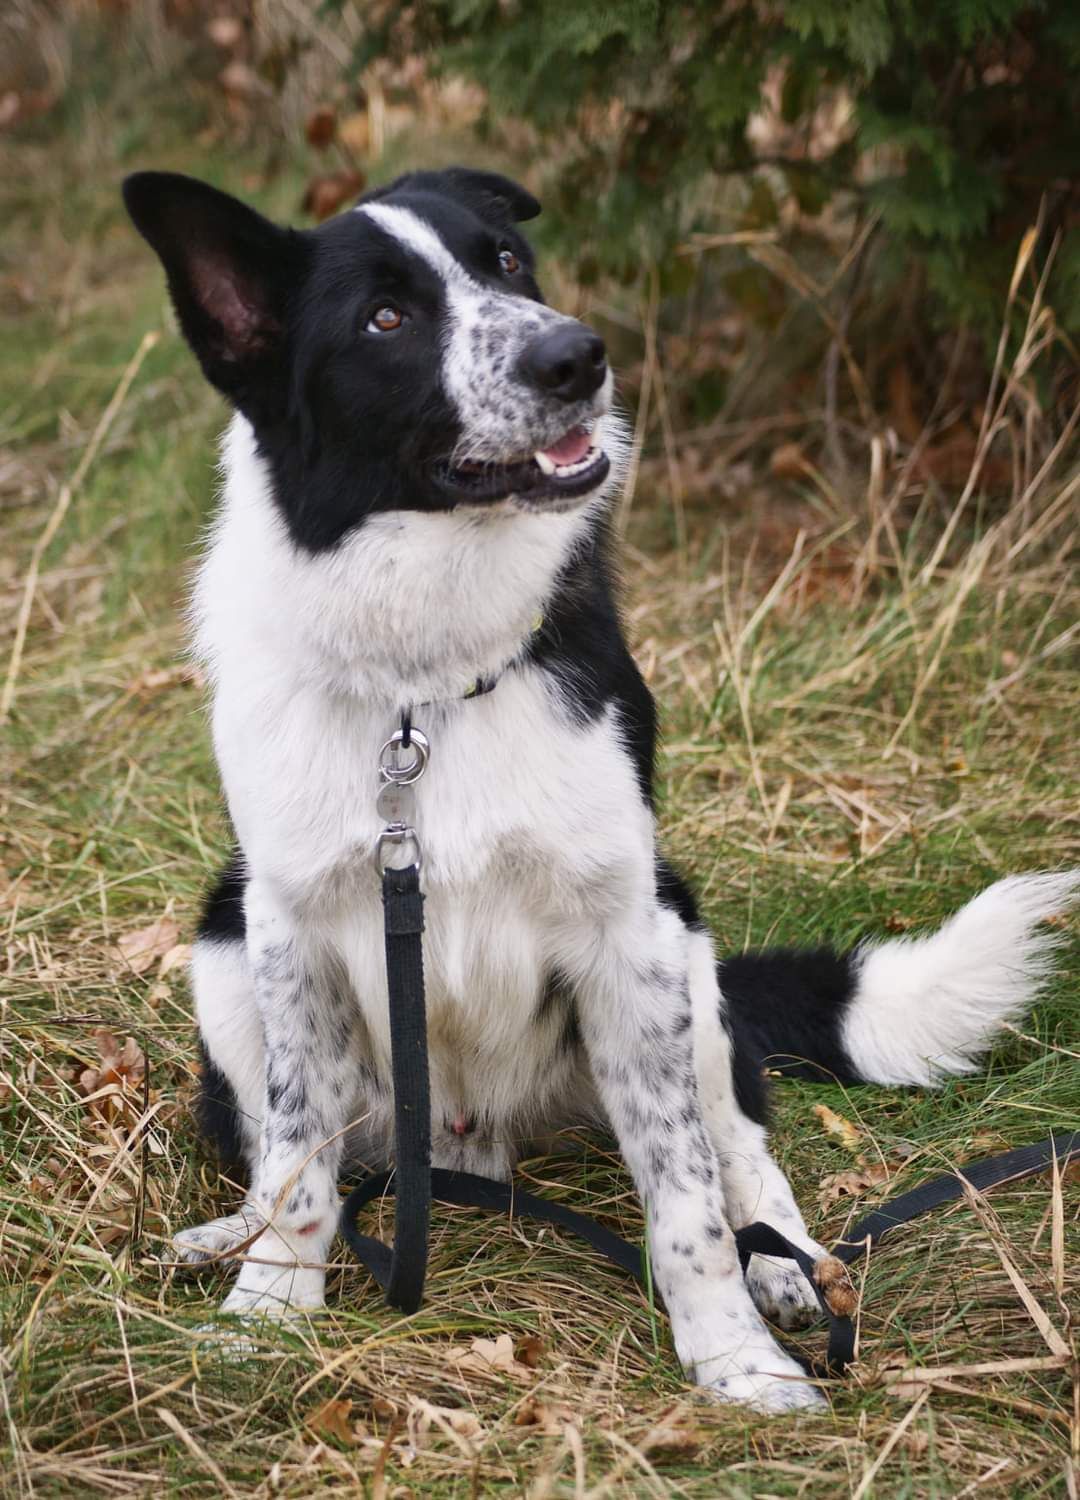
[438, 424, 610, 505]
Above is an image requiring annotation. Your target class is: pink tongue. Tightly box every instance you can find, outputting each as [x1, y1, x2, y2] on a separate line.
[540, 426, 591, 466]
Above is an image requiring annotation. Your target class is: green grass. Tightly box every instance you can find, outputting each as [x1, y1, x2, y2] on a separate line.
[1, 33, 1078, 1499]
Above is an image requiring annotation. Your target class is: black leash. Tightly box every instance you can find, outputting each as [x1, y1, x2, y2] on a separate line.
[352, 707, 1080, 1372]
[341, 1131, 1079, 1376]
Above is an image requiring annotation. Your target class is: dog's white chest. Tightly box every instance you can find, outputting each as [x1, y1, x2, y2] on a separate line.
[213, 661, 651, 1153]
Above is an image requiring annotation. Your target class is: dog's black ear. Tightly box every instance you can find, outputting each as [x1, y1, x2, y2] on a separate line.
[364, 167, 540, 227]
[122, 172, 306, 404]
[438, 168, 541, 225]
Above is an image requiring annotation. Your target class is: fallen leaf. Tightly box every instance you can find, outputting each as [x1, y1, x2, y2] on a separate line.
[158, 942, 192, 978]
[126, 663, 204, 697]
[408, 1399, 484, 1446]
[817, 1159, 892, 1208]
[206, 16, 243, 48]
[116, 916, 179, 975]
[884, 911, 915, 933]
[514, 1398, 576, 1433]
[769, 442, 809, 480]
[445, 1333, 536, 1383]
[640, 1412, 707, 1456]
[302, 170, 366, 222]
[219, 60, 269, 100]
[813, 1102, 864, 1155]
[306, 1398, 359, 1446]
[79, 1029, 148, 1128]
[338, 110, 370, 156]
[514, 1334, 544, 1369]
[305, 105, 338, 149]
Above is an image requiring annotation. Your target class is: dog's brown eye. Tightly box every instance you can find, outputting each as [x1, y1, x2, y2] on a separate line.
[368, 305, 403, 333]
[498, 248, 520, 275]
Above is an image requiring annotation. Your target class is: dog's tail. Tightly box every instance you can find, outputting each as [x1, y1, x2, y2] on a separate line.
[722, 871, 1079, 1088]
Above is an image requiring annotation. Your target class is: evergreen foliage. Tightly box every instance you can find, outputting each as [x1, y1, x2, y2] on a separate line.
[352, 1, 1079, 354]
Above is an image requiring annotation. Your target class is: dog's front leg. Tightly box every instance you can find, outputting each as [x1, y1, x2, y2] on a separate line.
[568, 906, 825, 1412]
[220, 880, 353, 1319]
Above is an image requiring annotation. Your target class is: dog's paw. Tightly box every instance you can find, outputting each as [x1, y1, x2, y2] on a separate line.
[747, 1248, 857, 1330]
[172, 1208, 264, 1270]
[707, 1368, 827, 1413]
[220, 1261, 327, 1320]
[695, 1343, 826, 1413]
[746, 1253, 821, 1330]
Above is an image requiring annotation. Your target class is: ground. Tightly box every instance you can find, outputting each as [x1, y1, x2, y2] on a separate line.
[1, 61, 1078, 1500]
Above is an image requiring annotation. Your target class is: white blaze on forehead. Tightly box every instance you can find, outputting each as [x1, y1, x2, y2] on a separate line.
[353, 199, 616, 474]
[355, 200, 564, 465]
[356, 202, 473, 288]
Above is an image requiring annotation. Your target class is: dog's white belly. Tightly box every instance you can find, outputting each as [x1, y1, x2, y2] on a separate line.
[334, 864, 591, 1170]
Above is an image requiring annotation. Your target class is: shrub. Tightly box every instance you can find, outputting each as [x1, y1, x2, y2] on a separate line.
[350, 1, 1079, 389]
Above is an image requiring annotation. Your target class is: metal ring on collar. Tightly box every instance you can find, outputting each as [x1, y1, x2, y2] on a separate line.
[379, 727, 429, 785]
[374, 825, 422, 874]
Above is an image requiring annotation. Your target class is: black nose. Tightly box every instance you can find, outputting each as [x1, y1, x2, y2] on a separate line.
[517, 324, 607, 403]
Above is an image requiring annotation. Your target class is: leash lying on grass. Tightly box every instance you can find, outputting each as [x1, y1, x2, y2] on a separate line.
[341, 712, 1079, 1379]
[341, 1127, 1080, 1378]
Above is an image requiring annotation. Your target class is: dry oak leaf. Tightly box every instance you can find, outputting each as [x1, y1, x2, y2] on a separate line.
[813, 1102, 864, 1155]
[219, 60, 270, 101]
[407, 1399, 485, 1446]
[116, 916, 179, 975]
[158, 942, 192, 978]
[206, 16, 243, 48]
[445, 1333, 536, 1383]
[303, 170, 366, 222]
[513, 1334, 544, 1369]
[817, 1159, 892, 1208]
[769, 442, 810, 480]
[640, 1412, 708, 1457]
[126, 663, 205, 696]
[306, 1398, 360, 1446]
[305, 105, 338, 149]
[79, 1029, 147, 1126]
[514, 1398, 576, 1433]
[338, 111, 371, 156]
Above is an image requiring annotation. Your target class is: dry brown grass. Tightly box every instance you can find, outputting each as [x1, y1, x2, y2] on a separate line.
[1, 24, 1078, 1497]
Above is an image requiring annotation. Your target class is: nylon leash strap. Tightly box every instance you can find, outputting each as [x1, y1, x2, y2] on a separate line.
[350, 710, 1080, 1367]
[361, 719, 433, 1314]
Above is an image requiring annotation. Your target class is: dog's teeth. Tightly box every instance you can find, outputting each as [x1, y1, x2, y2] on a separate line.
[550, 447, 598, 478]
[534, 450, 556, 475]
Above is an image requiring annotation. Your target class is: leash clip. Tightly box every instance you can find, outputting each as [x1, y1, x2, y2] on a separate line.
[379, 727, 429, 785]
[375, 722, 428, 873]
[374, 824, 422, 874]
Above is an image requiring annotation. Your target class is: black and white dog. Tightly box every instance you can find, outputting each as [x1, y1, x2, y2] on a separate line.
[123, 167, 1077, 1412]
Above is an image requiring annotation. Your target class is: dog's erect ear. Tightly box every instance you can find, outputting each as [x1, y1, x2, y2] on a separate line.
[437, 168, 541, 226]
[122, 172, 306, 402]
[364, 167, 540, 227]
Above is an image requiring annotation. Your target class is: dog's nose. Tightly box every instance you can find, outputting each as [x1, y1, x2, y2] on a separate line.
[517, 324, 607, 403]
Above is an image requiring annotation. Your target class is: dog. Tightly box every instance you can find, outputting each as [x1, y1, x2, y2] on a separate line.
[123, 166, 1077, 1412]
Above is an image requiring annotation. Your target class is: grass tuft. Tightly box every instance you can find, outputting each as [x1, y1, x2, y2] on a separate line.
[2, 46, 1078, 1500]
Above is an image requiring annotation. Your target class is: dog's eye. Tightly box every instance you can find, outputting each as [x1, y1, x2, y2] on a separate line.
[367, 305, 404, 333]
[498, 248, 520, 276]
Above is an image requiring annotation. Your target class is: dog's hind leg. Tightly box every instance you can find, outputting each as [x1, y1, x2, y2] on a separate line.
[688, 932, 855, 1331]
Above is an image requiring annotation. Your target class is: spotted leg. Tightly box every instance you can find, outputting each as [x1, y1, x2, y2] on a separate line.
[218, 880, 356, 1319]
[565, 902, 825, 1412]
[687, 929, 857, 1330]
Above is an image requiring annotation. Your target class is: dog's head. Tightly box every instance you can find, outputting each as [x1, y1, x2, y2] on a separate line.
[123, 167, 621, 550]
